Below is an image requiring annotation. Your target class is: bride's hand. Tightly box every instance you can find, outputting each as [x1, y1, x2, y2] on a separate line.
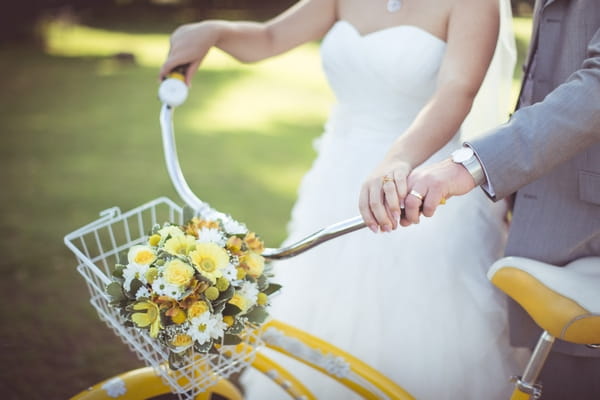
[159, 21, 221, 85]
[359, 160, 411, 233]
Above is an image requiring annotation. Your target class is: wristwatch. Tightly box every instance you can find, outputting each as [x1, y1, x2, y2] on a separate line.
[451, 146, 485, 186]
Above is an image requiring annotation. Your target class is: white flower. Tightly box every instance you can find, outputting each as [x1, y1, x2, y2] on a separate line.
[188, 312, 228, 345]
[151, 276, 185, 300]
[239, 281, 259, 308]
[196, 227, 226, 246]
[123, 263, 149, 291]
[221, 263, 238, 282]
[222, 217, 248, 235]
[135, 286, 151, 299]
[127, 245, 156, 266]
[158, 225, 184, 239]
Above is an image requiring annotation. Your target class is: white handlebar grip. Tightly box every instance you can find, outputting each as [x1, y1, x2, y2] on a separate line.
[158, 77, 189, 107]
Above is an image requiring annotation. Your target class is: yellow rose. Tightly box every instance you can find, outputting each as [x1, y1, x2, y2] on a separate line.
[240, 252, 265, 278]
[171, 308, 187, 324]
[189, 243, 229, 283]
[171, 333, 193, 349]
[228, 293, 248, 312]
[187, 300, 209, 319]
[163, 259, 195, 287]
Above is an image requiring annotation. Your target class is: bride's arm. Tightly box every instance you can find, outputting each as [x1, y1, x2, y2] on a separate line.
[359, 0, 500, 233]
[159, 0, 337, 84]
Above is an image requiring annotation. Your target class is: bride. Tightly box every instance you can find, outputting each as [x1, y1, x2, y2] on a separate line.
[160, 0, 527, 398]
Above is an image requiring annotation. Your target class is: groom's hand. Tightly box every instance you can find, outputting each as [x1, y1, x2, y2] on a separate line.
[402, 159, 477, 225]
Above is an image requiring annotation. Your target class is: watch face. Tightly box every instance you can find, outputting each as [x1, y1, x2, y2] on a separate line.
[452, 147, 474, 163]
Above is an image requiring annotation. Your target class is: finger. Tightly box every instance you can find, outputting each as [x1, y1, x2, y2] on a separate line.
[383, 197, 399, 230]
[404, 188, 426, 224]
[382, 179, 400, 229]
[185, 61, 200, 86]
[368, 184, 394, 232]
[421, 186, 444, 217]
[393, 169, 408, 199]
[359, 184, 379, 233]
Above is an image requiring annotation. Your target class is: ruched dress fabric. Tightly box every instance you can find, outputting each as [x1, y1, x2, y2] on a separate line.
[241, 21, 528, 400]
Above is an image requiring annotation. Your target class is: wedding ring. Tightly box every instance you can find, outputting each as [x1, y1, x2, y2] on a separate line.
[440, 197, 447, 205]
[408, 189, 424, 201]
[382, 175, 394, 184]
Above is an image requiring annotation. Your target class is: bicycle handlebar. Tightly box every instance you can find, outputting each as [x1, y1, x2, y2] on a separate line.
[158, 71, 368, 260]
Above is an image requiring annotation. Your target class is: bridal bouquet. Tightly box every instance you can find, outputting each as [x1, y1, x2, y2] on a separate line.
[105, 215, 281, 367]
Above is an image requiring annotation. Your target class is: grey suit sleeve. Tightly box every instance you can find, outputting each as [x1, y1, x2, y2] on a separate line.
[467, 28, 600, 201]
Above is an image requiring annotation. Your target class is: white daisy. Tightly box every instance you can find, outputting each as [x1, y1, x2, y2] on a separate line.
[239, 281, 259, 308]
[196, 227, 226, 247]
[221, 218, 248, 235]
[221, 263, 238, 282]
[135, 286, 151, 300]
[188, 312, 228, 345]
[127, 245, 156, 266]
[123, 263, 149, 291]
[151, 276, 185, 300]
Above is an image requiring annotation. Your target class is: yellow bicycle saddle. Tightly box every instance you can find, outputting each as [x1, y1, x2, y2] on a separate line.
[488, 256, 600, 344]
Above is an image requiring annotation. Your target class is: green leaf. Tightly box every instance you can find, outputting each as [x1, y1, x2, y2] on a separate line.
[213, 302, 226, 314]
[106, 282, 126, 301]
[128, 278, 144, 298]
[223, 303, 242, 316]
[256, 274, 268, 291]
[111, 264, 126, 279]
[213, 284, 234, 305]
[227, 320, 244, 335]
[222, 334, 243, 346]
[245, 306, 269, 325]
[263, 283, 282, 296]
[194, 339, 213, 354]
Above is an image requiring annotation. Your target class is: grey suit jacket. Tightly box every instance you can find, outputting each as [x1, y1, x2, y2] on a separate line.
[469, 0, 600, 356]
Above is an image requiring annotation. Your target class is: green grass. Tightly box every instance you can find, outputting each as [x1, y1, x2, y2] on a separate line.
[0, 16, 531, 399]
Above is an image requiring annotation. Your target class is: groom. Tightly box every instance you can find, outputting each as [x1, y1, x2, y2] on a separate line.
[398, 0, 600, 398]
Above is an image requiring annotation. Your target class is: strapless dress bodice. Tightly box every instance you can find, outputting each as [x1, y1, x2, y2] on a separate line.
[321, 20, 447, 134]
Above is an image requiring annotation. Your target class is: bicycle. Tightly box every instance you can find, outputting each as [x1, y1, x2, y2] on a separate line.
[65, 73, 600, 400]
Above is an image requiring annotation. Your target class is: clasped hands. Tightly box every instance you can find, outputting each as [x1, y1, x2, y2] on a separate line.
[359, 158, 476, 233]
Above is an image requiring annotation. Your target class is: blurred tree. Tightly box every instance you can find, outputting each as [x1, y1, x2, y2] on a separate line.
[0, 0, 296, 44]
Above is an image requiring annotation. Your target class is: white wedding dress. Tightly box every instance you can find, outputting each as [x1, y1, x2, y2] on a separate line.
[242, 19, 527, 400]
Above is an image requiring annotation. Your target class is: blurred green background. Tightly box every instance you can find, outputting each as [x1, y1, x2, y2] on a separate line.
[0, 1, 532, 398]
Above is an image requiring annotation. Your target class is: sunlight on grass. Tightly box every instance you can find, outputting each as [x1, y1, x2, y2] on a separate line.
[43, 20, 332, 196]
[45, 20, 332, 133]
[45, 22, 169, 67]
[183, 46, 332, 135]
[42, 17, 531, 200]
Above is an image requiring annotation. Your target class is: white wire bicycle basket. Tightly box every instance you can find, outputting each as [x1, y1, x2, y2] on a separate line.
[64, 73, 367, 399]
[64, 196, 262, 399]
